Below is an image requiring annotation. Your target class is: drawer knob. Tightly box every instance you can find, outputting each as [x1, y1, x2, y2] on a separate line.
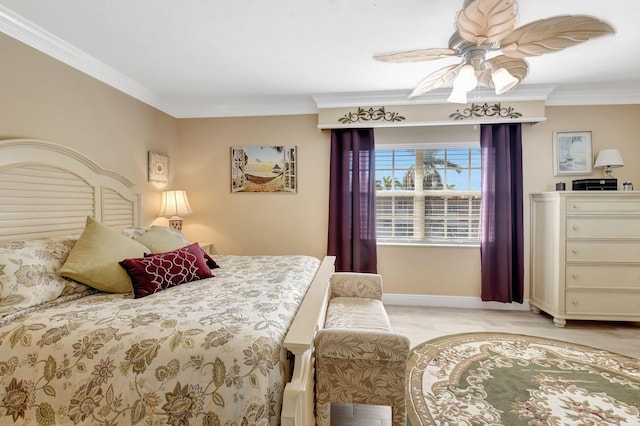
[572, 300, 579, 306]
[572, 248, 580, 254]
[572, 225, 579, 231]
[573, 203, 579, 209]
[572, 273, 578, 279]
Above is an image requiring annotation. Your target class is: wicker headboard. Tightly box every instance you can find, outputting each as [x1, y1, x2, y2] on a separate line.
[0, 139, 141, 242]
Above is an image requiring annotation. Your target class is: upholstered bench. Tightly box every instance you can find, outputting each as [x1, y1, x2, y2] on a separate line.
[315, 272, 410, 426]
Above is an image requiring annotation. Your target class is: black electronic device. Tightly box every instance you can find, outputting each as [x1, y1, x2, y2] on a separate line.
[572, 178, 617, 191]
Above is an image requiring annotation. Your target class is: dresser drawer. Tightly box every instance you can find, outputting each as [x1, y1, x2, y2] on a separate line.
[566, 264, 640, 288]
[566, 216, 640, 238]
[565, 290, 640, 315]
[566, 241, 640, 262]
[567, 197, 640, 214]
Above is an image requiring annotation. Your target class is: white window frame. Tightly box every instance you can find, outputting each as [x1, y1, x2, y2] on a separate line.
[375, 142, 481, 247]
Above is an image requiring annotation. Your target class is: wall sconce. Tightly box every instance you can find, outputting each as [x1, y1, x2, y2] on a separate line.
[594, 149, 624, 178]
[159, 190, 192, 231]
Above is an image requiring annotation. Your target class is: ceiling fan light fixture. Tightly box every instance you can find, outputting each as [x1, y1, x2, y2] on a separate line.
[373, 0, 614, 101]
[447, 63, 477, 103]
[491, 67, 519, 94]
[454, 64, 478, 91]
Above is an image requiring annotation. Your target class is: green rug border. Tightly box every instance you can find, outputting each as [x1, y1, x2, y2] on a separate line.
[406, 331, 640, 425]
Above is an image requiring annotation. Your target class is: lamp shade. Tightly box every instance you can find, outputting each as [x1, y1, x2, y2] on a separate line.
[594, 149, 624, 179]
[491, 67, 519, 95]
[447, 64, 478, 104]
[593, 149, 624, 169]
[160, 190, 192, 218]
[455, 64, 478, 91]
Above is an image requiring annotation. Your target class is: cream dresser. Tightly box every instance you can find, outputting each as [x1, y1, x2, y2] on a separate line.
[530, 191, 640, 327]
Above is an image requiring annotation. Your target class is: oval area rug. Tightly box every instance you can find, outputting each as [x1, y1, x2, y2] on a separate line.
[407, 332, 640, 425]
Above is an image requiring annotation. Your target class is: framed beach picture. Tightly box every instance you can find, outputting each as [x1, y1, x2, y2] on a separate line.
[553, 131, 592, 176]
[231, 146, 297, 193]
[148, 151, 169, 183]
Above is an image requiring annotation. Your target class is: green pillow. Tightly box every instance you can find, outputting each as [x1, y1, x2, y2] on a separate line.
[134, 226, 189, 253]
[58, 216, 148, 293]
[134, 226, 220, 270]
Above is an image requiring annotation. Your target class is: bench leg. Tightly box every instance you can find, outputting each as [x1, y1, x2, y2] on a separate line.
[315, 400, 330, 426]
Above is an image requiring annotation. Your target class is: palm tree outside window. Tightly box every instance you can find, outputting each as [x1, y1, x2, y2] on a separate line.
[375, 144, 481, 245]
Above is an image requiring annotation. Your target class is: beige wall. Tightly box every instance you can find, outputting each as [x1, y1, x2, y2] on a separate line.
[0, 33, 177, 224]
[174, 106, 640, 298]
[175, 120, 487, 295]
[524, 105, 640, 194]
[4, 32, 640, 298]
[175, 115, 330, 259]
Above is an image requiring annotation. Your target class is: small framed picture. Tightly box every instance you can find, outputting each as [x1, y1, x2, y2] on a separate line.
[148, 151, 169, 183]
[553, 131, 592, 176]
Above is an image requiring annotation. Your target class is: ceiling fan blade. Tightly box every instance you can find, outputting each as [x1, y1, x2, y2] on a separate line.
[408, 63, 464, 98]
[500, 15, 615, 58]
[490, 55, 528, 81]
[478, 55, 528, 88]
[373, 48, 457, 63]
[457, 0, 517, 45]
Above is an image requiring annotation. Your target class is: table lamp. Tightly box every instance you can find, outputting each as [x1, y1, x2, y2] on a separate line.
[593, 149, 624, 178]
[159, 190, 192, 231]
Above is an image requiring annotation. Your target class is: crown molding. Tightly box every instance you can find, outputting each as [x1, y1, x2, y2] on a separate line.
[0, 5, 172, 115]
[312, 85, 557, 109]
[2, 5, 638, 119]
[546, 82, 640, 106]
[167, 96, 319, 119]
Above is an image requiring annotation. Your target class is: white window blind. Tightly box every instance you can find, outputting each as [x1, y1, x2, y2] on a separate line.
[375, 145, 481, 245]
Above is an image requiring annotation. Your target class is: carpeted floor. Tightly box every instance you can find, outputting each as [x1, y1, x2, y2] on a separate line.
[406, 332, 640, 425]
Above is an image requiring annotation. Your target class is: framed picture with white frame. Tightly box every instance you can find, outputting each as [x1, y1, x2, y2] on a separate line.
[553, 131, 592, 176]
[148, 151, 169, 183]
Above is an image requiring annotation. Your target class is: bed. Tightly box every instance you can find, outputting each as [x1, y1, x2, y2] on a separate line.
[0, 139, 334, 425]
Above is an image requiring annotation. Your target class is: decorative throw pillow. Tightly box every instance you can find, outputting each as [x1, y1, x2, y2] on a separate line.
[120, 243, 214, 298]
[0, 236, 87, 318]
[164, 244, 219, 270]
[58, 216, 149, 293]
[201, 250, 220, 270]
[120, 226, 151, 239]
[121, 226, 189, 243]
[134, 226, 189, 252]
[135, 226, 219, 269]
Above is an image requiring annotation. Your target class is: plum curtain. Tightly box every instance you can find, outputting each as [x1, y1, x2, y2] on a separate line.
[480, 123, 524, 303]
[327, 128, 377, 273]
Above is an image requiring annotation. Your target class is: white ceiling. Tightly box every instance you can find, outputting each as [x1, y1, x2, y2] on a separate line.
[1, 0, 639, 118]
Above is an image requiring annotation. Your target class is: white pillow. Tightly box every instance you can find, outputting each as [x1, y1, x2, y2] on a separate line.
[120, 226, 152, 239]
[134, 226, 190, 253]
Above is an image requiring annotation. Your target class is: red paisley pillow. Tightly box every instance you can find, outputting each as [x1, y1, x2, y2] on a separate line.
[146, 243, 219, 270]
[120, 243, 214, 298]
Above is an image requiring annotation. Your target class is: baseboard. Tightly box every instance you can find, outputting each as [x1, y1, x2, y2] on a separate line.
[383, 293, 531, 311]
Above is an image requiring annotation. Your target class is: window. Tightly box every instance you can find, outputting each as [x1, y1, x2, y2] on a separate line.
[375, 144, 481, 245]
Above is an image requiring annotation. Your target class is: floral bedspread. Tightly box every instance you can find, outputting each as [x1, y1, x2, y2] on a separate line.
[0, 255, 320, 425]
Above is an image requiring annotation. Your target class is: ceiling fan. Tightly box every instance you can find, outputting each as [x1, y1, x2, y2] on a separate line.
[373, 0, 615, 103]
